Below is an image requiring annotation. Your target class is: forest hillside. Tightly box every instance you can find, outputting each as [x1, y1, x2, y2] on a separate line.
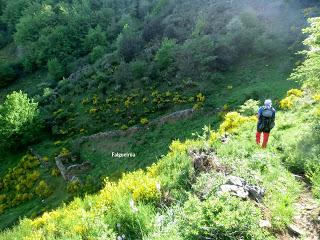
[0, 0, 320, 239]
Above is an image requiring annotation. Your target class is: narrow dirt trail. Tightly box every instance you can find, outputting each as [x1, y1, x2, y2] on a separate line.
[278, 182, 320, 240]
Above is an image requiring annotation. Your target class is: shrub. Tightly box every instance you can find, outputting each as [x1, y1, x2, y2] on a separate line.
[239, 99, 260, 116]
[67, 179, 81, 194]
[0, 91, 39, 148]
[121, 170, 161, 203]
[196, 93, 205, 102]
[47, 58, 65, 81]
[280, 97, 294, 110]
[120, 125, 129, 130]
[178, 195, 274, 240]
[312, 93, 320, 102]
[279, 89, 303, 110]
[307, 168, 320, 198]
[0, 62, 19, 88]
[35, 180, 51, 198]
[105, 195, 156, 239]
[50, 168, 60, 177]
[287, 88, 303, 97]
[89, 45, 107, 63]
[155, 38, 177, 71]
[219, 112, 255, 135]
[140, 117, 149, 125]
[117, 25, 143, 62]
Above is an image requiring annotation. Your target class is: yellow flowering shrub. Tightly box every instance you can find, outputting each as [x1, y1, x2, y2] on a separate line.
[0, 204, 5, 214]
[287, 88, 303, 97]
[99, 170, 161, 207]
[50, 168, 60, 177]
[89, 108, 98, 114]
[219, 112, 255, 135]
[192, 102, 203, 110]
[209, 131, 219, 145]
[280, 97, 294, 110]
[196, 93, 205, 102]
[82, 98, 89, 105]
[280, 89, 304, 110]
[0, 194, 6, 202]
[124, 96, 133, 108]
[312, 93, 320, 102]
[53, 109, 64, 116]
[35, 180, 51, 198]
[60, 148, 70, 157]
[67, 179, 81, 193]
[142, 97, 148, 103]
[92, 95, 99, 105]
[140, 117, 149, 125]
[169, 140, 187, 153]
[120, 124, 129, 130]
[121, 170, 161, 203]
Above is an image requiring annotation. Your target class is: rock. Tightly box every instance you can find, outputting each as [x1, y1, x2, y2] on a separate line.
[227, 176, 245, 186]
[218, 175, 265, 202]
[288, 224, 305, 236]
[245, 184, 265, 202]
[188, 148, 231, 174]
[221, 135, 229, 144]
[218, 184, 249, 199]
[259, 220, 272, 228]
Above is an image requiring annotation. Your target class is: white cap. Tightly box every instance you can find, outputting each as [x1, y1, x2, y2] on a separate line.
[264, 99, 272, 107]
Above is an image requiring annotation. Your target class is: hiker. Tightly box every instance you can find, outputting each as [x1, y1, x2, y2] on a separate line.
[256, 99, 276, 148]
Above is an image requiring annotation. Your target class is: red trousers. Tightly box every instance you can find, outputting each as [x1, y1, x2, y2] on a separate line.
[256, 132, 270, 148]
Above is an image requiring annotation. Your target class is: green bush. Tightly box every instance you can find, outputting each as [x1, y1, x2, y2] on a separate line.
[239, 99, 260, 116]
[0, 62, 20, 88]
[35, 180, 51, 198]
[105, 194, 156, 239]
[47, 58, 65, 81]
[0, 91, 40, 148]
[177, 195, 274, 240]
[89, 45, 106, 63]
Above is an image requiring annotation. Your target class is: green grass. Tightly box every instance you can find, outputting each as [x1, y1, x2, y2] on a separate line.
[0, 53, 300, 230]
[80, 112, 220, 180]
[1, 92, 314, 239]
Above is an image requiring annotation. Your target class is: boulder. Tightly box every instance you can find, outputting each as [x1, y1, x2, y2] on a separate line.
[218, 175, 265, 202]
[218, 184, 249, 199]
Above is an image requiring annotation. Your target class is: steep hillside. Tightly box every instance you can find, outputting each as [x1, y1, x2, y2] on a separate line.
[0, 0, 320, 236]
[1, 15, 320, 237]
[1, 86, 319, 239]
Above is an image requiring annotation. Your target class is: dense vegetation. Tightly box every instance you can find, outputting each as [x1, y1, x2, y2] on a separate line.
[0, 0, 320, 238]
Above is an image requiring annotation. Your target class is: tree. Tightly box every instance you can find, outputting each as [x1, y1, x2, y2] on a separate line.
[290, 17, 320, 88]
[155, 38, 177, 71]
[116, 24, 143, 62]
[47, 58, 65, 81]
[1, 0, 30, 33]
[0, 62, 18, 87]
[83, 25, 107, 52]
[0, 91, 39, 148]
[176, 35, 217, 80]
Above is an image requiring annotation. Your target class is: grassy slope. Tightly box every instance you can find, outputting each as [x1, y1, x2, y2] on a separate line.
[0, 52, 298, 229]
[1, 88, 318, 239]
[78, 53, 298, 179]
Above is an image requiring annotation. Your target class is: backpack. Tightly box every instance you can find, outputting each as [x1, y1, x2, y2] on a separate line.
[258, 107, 275, 132]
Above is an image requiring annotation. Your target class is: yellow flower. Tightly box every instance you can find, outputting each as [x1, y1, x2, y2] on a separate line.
[279, 97, 294, 110]
[140, 118, 149, 125]
[287, 88, 303, 97]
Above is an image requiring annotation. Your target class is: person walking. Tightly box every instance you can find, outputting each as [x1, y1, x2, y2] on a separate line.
[256, 99, 276, 148]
